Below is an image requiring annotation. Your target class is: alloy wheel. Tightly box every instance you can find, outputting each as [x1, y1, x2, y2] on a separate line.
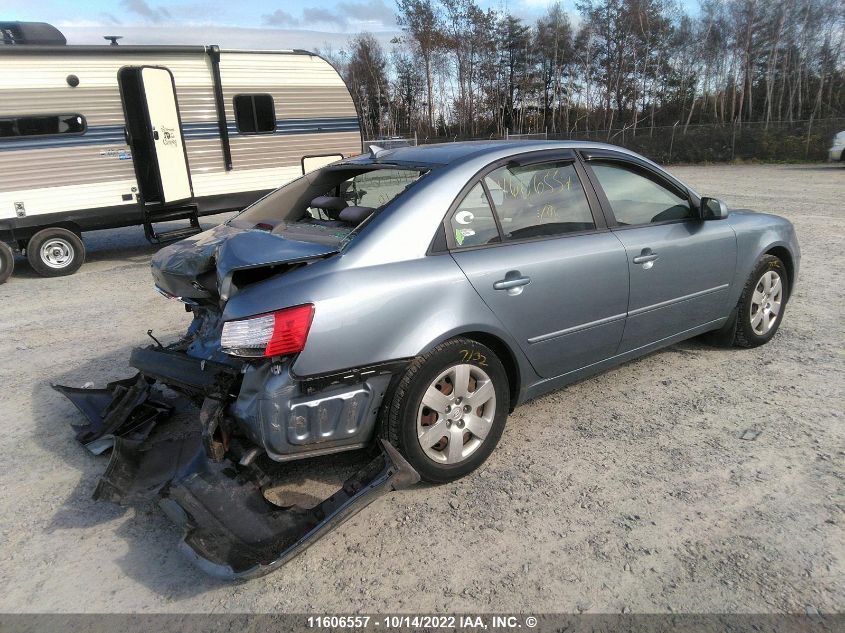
[416, 363, 496, 464]
[750, 270, 783, 335]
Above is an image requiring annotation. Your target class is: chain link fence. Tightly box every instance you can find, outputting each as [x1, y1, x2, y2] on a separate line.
[414, 118, 845, 164]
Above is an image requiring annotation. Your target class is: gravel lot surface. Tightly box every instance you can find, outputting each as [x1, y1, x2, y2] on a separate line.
[0, 164, 842, 614]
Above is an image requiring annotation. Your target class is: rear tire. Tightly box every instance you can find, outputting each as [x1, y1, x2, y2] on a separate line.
[26, 227, 85, 277]
[384, 338, 510, 484]
[0, 241, 14, 284]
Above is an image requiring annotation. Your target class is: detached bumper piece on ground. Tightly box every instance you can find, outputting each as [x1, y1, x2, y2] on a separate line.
[54, 350, 419, 580]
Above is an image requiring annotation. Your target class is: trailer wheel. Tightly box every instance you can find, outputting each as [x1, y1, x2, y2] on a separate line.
[26, 228, 85, 277]
[0, 241, 14, 284]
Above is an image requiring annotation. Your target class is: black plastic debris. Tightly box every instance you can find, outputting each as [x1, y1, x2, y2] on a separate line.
[53, 375, 172, 454]
[166, 440, 418, 579]
[54, 339, 420, 580]
[55, 373, 418, 579]
[94, 429, 417, 579]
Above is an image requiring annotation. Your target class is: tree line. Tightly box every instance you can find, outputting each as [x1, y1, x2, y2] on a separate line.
[318, 0, 845, 143]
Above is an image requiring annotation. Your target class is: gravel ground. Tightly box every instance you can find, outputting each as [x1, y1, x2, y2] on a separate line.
[0, 164, 842, 614]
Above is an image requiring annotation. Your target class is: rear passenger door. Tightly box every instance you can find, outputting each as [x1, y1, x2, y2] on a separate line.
[581, 151, 737, 353]
[448, 152, 629, 379]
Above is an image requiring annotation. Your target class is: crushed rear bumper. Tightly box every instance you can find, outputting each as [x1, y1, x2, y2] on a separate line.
[54, 375, 172, 454]
[54, 346, 419, 579]
[99, 434, 417, 579]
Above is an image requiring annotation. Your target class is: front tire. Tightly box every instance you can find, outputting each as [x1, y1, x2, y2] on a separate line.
[733, 254, 788, 348]
[26, 227, 85, 277]
[384, 338, 510, 484]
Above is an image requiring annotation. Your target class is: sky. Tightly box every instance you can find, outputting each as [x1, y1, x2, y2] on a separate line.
[4, 0, 700, 50]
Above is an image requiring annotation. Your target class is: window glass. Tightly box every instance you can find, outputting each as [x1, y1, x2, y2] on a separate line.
[304, 168, 425, 222]
[231, 166, 429, 247]
[346, 169, 422, 208]
[449, 183, 500, 247]
[590, 163, 691, 225]
[0, 114, 85, 138]
[234, 94, 275, 134]
[483, 161, 595, 240]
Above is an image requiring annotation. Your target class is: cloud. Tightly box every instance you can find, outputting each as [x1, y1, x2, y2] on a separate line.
[263, 0, 395, 31]
[59, 23, 399, 51]
[302, 8, 346, 27]
[101, 13, 122, 25]
[263, 9, 300, 27]
[339, 0, 395, 25]
[120, 0, 171, 23]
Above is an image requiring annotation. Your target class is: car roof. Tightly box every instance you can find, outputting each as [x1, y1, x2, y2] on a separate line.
[338, 139, 698, 201]
[347, 139, 646, 167]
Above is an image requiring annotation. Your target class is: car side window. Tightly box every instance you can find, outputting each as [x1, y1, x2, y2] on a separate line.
[590, 162, 692, 226]
[483, 161, 595, 241]
[449, 183, 501, 248]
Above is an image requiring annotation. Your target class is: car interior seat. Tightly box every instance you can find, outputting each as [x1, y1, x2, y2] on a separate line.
[308, 196, 375, 227]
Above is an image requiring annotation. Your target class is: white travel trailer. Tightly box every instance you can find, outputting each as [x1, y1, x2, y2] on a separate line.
[0, 22, 362, 282]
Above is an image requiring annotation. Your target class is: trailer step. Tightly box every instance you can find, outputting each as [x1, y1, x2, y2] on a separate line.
[144, 204, 202, 244]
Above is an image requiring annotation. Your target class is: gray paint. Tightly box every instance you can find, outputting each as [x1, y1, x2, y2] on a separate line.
[220, 142, 797, 389]
[451, 233, 629, 378]
[230, 361, 391, 461]
[213, 141, 800, 398]
[151, 141, 799, 459]
[611, 219, 738, 352]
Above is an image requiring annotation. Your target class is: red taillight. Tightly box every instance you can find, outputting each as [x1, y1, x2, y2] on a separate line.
[264, 304, 315, 357]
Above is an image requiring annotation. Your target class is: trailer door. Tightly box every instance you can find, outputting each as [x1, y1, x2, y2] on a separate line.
[140, 67, 192, 203]
[119, 66, 192, 205]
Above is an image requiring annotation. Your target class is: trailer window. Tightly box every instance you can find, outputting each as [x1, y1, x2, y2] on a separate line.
[0, 114, 86, 138]
[234, 94, 275, 134]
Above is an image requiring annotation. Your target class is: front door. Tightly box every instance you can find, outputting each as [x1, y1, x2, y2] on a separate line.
[118, 66, 192, 205]
[584, 158, 737, 353]
[448, 156, 629, 379]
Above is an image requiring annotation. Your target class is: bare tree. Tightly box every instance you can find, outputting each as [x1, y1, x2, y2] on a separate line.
[396, 0, 444, 132]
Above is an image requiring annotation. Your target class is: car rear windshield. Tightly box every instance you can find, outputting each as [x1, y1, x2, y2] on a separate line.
[229, 165, 428, 246]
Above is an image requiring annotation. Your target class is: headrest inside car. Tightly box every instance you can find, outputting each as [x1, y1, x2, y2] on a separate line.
[310, 196, 348, 219]
[338, 206, 375, 225]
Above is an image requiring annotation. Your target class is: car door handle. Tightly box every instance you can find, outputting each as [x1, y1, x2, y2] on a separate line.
[633, 250, 659, 264]
[494, 274, 531, 291]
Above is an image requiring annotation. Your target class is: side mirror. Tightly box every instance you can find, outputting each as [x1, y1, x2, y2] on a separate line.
[700, 196, 728, 220]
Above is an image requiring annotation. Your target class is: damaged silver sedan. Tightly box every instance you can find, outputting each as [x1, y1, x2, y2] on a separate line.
[57, 141, 800, 578]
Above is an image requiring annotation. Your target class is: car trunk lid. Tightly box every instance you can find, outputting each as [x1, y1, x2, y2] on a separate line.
[151, 224, 339, 303]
